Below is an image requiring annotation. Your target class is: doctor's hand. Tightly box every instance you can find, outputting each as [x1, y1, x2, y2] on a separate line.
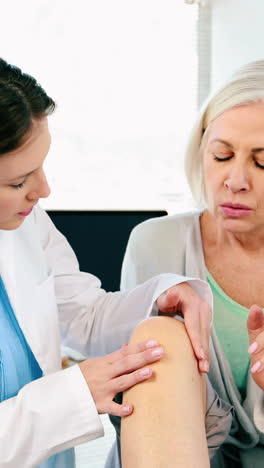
[157, 282, 211, 374]
[79, 339, 164, 416]
[247, 304, 264, 390]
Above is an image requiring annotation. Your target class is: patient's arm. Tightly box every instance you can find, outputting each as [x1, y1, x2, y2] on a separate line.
[121, 316, 209, 468]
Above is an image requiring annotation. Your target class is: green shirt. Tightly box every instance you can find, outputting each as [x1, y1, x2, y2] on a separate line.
[206, 269, 250, 397]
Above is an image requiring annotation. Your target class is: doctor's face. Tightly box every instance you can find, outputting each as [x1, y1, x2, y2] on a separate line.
[0, 118, 51, 230]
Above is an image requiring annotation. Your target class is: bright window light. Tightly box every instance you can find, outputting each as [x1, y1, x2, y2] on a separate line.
[1, 0, 198, 213]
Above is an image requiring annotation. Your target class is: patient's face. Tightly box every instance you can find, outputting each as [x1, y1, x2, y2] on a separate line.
[202, 101, 264, 235]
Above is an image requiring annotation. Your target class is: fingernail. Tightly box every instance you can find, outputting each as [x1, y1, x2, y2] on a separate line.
[200, 347, 206, 360]
[139, 367, 152, 377]
[248, 342, 258, 354]
[151, 347, 164, 357]
[203, 360, 209, 373]
[251, 361, 262, 373]
[145, 340, 159, 348]
[122, 405, 131, 413]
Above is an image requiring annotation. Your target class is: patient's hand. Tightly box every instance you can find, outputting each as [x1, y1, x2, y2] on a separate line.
[247, 304, 264, 390]
[157, 282, 211, 374]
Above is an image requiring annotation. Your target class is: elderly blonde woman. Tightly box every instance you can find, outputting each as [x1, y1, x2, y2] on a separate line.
[106, 61, 264, 468]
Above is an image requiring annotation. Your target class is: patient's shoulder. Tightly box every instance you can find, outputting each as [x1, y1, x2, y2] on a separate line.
[123, 211, 201, 282]
[131, 210, 201, 246]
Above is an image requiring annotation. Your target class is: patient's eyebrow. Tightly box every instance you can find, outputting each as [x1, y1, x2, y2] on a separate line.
[209, 138, 234, 148]
[210, 138, 264, 153]
[251, 147, 264, 153]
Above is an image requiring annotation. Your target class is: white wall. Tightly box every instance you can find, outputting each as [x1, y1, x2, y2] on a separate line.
[210, 0, 264, 89]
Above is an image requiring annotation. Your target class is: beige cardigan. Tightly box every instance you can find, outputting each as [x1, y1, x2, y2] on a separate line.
[120, 211, 264, 467]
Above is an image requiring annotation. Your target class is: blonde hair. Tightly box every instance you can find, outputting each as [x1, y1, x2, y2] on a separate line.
[185, 60, 264, 207]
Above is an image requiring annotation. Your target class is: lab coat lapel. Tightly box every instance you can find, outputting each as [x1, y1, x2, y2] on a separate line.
[0, 221, 61, 375]
[0, 229, 18, 311]
[0, 227, 43, 367]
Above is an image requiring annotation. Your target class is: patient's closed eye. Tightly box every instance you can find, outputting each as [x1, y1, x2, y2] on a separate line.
[212, 153, 233, 161]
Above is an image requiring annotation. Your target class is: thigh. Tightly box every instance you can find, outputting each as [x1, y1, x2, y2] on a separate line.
[121, 317, 209, 467]
[107, 381, 233, 468]
[106, 318, 233, 467]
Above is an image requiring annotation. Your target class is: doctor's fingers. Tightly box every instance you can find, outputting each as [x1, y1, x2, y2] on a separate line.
[183, 300, 211, 373]
[97, 368, 155, 416]
[105, 344, 164, 380]
[78, 343, 163, 390]
[79, 359, 155, 416]
[157, 281, 211, 367]
[78, 342, 163, 385]
[157, 281, 198, 312]
[199, 301, 211, 373]
[106, 338, 162, 363]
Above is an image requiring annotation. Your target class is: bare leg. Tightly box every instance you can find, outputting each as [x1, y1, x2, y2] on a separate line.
[121, 316, 209, 468]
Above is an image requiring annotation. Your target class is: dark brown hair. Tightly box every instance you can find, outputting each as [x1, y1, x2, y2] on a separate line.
[0, 58, 55, 154]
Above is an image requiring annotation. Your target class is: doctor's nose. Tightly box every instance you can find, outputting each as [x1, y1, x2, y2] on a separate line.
[26, 169, 51, 201]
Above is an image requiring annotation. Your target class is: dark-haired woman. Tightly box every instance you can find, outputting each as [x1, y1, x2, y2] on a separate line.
[0, 58, 213, 467]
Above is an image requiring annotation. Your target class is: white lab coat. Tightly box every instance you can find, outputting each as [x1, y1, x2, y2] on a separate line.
[0, 206, 210, 467]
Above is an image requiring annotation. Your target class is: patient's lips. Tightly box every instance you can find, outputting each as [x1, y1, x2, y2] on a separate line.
[220, 202, 252, 217]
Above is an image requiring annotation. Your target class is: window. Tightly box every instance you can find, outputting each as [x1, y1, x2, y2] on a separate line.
[1, 0, 201, 214]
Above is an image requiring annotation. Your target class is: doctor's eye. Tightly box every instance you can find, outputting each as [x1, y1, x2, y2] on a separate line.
[11, 182, 25, 189]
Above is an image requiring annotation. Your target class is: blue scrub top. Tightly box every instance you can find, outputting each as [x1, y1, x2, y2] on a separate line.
[0, 276, 74, 467]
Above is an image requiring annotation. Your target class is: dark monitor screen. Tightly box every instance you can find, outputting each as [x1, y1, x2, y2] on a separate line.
[47, 210, 167, 291]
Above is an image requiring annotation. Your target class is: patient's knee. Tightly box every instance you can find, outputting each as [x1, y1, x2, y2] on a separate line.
[127, 316, 206, 411]
[130, 316, 195, 361]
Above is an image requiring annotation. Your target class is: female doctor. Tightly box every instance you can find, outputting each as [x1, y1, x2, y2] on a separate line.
[0, 58, 212, 467]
